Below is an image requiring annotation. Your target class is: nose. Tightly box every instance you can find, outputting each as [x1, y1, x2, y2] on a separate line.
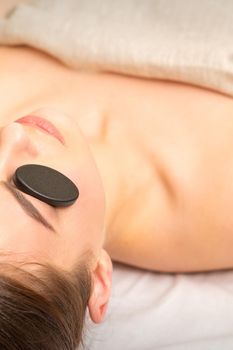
[0, 122, 38, 177]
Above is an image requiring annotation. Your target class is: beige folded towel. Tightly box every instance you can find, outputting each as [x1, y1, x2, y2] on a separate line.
[0, 0, 233, 96]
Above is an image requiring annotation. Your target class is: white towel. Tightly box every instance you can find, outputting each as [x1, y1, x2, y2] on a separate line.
[0, 0, 232, 96]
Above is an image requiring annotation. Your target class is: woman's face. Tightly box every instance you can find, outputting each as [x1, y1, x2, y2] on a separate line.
[0, 108, 106, 271]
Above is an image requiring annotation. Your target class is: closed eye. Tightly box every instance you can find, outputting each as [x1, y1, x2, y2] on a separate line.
[0, 180, 57, 234]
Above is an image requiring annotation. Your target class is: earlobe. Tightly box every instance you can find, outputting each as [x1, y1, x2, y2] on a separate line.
[88, 249, 112, 324]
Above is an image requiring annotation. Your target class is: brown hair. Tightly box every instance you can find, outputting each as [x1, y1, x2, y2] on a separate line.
[0, 252, 93, 350]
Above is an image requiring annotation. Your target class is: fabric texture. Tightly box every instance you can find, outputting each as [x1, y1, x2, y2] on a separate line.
[0, 0, 232, 96]
[84, 262, 233, 350]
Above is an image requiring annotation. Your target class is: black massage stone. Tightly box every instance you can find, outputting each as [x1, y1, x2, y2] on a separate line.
[13, 164, 79, 207]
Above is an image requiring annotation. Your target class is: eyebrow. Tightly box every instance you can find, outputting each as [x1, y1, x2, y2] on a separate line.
[0, 180, 57, 234]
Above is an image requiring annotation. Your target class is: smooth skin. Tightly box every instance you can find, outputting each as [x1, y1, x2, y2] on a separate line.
[0, 45, 233, 323]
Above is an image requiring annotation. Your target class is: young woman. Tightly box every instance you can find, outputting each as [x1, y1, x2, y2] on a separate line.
[0, 42, 233, 349]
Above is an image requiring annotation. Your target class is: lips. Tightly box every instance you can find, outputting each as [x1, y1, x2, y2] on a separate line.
[15, 115, 65, 145]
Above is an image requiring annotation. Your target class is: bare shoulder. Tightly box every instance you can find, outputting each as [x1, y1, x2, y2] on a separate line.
[103, 80, 233, 273]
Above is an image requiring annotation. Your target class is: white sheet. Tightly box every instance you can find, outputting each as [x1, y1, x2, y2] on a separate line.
[83, 262, 233, 350]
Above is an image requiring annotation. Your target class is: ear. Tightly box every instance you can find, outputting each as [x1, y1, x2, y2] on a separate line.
[88, 249, 112, 324]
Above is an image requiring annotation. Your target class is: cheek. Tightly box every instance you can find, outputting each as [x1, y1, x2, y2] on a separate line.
[64, 148, 105, 213]
[57, 164, 106, 248]
[72, 165, 105, 226]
